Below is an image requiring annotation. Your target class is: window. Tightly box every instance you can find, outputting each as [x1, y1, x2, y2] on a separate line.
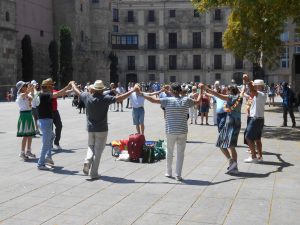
[128, 56, 135, 70]
[148, 10, 155, 22]
[113, 8, 119, 22]
[147, 33, 156, 49]
[113, 25, 119, 33]
[80, 31, 84, 42]
[128, 10, 134, 22]
[215, 73, 221, 80]
[169, 33, 177, 49]
[80, 4, 83, 12]
[214, 9, 221, 20]
[280, 47, 289, 68]
[169, 55, 177, 70]
[214, 32, 223, 48]
[170, 76, 176, 82]
[280, 32, 289, 42]
[194, 10, 200, 17]
[235, 58, 243, 69]
[193, 55, 201, 69]
[5, 12, 10, 22]
[194, 76, 200, 82]
[214, 55, 222, 69]
[149, 74, 156, 81]
[92, 0, 99, 3]
[40, 30, 44, 37]
[193, 32, 201, 48]
[169, 10, 176, 18]
[112, 35, 138, 49]
[295, 46, 300, 54]
[148, 56, 156, 70]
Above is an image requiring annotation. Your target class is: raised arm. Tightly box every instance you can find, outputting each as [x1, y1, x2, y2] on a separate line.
[205, 87, 229, 101]
[53, 82, 73, 98]
[115, 88, 135, 102]
[243, 74, 257, 97]
[142, 94, 161, 104]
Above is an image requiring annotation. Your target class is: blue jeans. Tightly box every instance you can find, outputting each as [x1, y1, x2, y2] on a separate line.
[38, 119, 54, 167]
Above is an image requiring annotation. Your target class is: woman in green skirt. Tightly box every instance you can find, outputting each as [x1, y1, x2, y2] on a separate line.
[16, 81, 36, 161]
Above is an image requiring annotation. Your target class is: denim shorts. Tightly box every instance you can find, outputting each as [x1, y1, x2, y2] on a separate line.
[245, 117, 264, 140]
[132, 107, 145, 125]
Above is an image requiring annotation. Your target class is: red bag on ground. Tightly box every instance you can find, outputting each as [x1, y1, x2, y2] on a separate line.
[128, 134, 145, 161]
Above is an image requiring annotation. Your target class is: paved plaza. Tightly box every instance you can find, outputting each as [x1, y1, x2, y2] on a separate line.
[0, 97, 300, 225]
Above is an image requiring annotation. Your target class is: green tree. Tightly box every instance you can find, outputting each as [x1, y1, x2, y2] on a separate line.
[48, 40, 59, 83]
[109, 52, 119, 83]
[21, 35, 33, 82]
[192, 0, 300, 68]
[59, 26, 73, 87]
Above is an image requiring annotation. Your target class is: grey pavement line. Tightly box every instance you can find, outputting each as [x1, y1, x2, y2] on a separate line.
[41, 163, 149, 224]
[0, 155, 124, 222]
[267, 140, 283, 225]
[131, 148, 220, 225]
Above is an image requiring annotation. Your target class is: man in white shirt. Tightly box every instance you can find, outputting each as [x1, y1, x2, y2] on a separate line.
[130, 84, 145, 134]
[243, 77, 267, 163]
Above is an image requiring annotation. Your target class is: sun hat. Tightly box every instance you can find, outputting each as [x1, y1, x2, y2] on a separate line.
[31, 80, 38, 85]
[16, 81, 29, 93]
[91, 80, 106, 91]
[41, 78, 55, 87]
[253, 79, 265, 86]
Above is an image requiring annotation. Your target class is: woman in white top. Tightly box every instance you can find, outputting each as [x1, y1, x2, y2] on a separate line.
[15, 81, 36, 161]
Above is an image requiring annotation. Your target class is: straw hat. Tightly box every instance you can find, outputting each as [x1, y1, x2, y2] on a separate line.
[41, 78, 55, 87]
[91, 80, 106, 91]
[253, 79, 265, 86]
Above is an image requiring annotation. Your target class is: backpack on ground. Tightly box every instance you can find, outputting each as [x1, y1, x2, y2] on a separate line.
[128, 134, 145, 161]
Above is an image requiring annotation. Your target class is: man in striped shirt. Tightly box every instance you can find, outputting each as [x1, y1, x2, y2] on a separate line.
[142, 83, 203, 181]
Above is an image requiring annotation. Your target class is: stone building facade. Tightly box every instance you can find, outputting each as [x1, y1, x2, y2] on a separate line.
[52, 0, 111, 85]
[111, 0, 253, 85]
[0, 0, 17, 99]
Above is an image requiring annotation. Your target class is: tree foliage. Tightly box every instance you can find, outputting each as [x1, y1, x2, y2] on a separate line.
[109, 52, 119, 83]
[21, 35, 33, 82]
[48, 40, 59, 83]
[59, 25, 73, 87]
[192, 0, 300, 66]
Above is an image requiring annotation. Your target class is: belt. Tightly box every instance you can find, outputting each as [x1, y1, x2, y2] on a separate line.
[133, 106, 144, 109]
[20, 110, 32, 113]
[251, 117, 264, 119]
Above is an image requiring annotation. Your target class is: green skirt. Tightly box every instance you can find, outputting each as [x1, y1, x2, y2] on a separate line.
[17, 111, 36, 137]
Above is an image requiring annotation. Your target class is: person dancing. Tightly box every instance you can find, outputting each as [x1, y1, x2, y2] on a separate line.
[204, 77, 246, 174]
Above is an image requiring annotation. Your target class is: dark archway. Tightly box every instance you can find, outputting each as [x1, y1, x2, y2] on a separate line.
[232, 72, 243, 85]
[126, 73, 137, 86]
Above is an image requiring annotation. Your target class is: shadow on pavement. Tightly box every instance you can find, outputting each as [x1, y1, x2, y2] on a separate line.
[263, 126, 300, 141]
[51, 166, 79, 175]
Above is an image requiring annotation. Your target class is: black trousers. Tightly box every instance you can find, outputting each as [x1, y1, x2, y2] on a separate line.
[283, 106, 295, 125]
[53, 110, 63, 145]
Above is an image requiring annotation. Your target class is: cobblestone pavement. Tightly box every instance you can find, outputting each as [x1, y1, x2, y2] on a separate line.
[0, 97, 299, 225]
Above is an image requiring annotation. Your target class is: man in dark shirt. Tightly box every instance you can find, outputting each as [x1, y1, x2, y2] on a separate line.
[37, 78, 72, 170]
[72, 80, 137, 179]
[280, 82, 296, 127]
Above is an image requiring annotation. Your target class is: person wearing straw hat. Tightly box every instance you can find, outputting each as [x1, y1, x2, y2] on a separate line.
[36, 78, 72, 170]
[71, 80, 138, 180]
[243, 76, 267, 163]
[15, 81, 36, 161]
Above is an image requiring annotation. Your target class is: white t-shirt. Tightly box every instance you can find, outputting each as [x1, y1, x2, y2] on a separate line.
[16, 94, 32, 111]
[130, 92, 144, 108]
[250, 91, 267, 118]
[116, 86, 125, 95]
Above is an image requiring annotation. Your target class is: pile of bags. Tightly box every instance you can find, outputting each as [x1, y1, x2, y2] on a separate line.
[111, 134, 166, 163]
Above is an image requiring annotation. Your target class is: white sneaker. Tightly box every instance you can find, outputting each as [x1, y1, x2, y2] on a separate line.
[165, 173, 172, 178]
[45, 157, 55, 166]
[227, 167, 239, 175]
[54, 145, 62, 150]
[244, 156, 259, 163]
[227, 161, 237, 172]
[175, 176, 183, 181]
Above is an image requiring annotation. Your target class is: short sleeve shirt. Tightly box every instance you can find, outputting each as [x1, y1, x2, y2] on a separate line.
[160, 96, 194, 135]
[250, 91, 267, 118]
[80, 92, 116, 132]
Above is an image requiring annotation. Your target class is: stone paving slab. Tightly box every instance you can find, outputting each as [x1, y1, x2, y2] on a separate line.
[0, 97, 300, 225]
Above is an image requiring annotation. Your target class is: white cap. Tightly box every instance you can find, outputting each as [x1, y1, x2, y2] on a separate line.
[253, 79, 265, 86]
[31, 80, 37, 85]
